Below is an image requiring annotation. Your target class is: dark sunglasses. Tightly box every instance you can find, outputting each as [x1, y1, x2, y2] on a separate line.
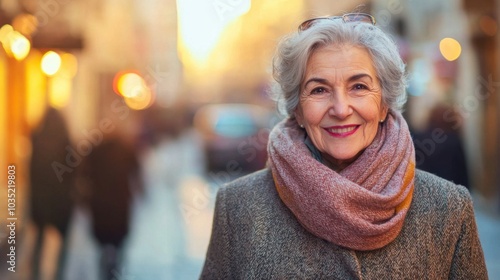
[298, 13, 376, 32]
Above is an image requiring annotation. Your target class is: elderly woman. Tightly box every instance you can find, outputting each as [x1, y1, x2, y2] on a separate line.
[200, 14, 487, 279]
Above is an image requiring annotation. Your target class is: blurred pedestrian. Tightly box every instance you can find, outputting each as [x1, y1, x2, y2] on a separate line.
[412, 104, 470, 188]
[29, 107, 75, 280]
[201, 12, 487, 279]
[79, 135, 142, 280]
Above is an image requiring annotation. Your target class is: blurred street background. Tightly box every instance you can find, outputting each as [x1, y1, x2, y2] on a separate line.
[0, 0, 499, 279]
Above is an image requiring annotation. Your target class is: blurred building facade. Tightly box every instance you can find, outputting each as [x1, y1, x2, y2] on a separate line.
[0, 0, 182, 274]
[0, 1, 500, 274]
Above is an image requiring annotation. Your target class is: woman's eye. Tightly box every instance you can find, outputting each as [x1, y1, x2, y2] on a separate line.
[353, 84, 368, 90]
[310, 87, 327, 95]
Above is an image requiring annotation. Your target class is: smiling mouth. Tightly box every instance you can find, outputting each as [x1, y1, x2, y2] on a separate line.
[325, 125, 359, 137]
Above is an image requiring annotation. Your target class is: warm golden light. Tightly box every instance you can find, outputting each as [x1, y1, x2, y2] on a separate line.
[176, 0, 251, 65]
[113, 70, 154, 110]
[439, 38, 461, 61]
[59, 53, 78, 78]
[177, 0, 303, 101]
[48, 76, 72, 109]
[12, 13, 38, 36]
[25, 50, 48, 129]
[0, 52, 6, 172]
[41, 51, 62, 76]
[0, 24, 14, 42]
[124, 86, 154, 110]
[10, 31, 31, 61]
[117, 72, 144, 98]
[0, 25, 31, 60]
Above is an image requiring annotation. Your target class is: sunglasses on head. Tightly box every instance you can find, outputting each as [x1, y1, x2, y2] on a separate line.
[298, 13, 376, 32]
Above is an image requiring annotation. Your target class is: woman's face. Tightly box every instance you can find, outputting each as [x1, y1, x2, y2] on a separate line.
[295, 44, 388, 170]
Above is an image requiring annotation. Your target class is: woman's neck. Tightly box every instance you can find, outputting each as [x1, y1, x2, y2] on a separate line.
[321, 151, 363, 172]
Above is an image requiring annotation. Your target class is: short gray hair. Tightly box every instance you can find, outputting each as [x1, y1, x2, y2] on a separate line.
[271, 19, 408, 117]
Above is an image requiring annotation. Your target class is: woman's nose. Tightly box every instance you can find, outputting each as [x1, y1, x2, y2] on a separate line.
[328, 91, 353, 119]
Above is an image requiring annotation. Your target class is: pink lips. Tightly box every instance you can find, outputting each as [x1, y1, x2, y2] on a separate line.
[324, 125, 360, 138]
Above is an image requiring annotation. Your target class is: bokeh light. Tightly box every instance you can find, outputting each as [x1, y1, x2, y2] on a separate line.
[0, 24, 14, 43]
[9, 31, 31, 61]
[124, 85, 154, 110]
[12, 13, 38, 37]
[176, 0, 250, 66]
[25, 50, 47, 129]
[0, 24, 14, 55]
[0, 25, 31, 61]
[439, 37, 461, 61]
[41, 51, 62, 76]
[113, 70, 154, 110]
[116, 72, 144, 98]
[59, 53, 78, 78]
[48, 76, 72, 109]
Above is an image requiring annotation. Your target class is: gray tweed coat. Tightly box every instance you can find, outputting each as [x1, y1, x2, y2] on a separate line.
[200, 168, 488, 279]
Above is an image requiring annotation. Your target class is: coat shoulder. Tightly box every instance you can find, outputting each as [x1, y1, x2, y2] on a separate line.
[413, 169, 472, 212]
[219, 168, 277, 204]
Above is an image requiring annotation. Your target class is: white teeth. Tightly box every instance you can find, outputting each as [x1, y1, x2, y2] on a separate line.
[327, 127, 356, 134]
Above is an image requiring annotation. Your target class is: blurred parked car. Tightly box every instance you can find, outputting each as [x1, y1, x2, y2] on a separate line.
[193, 103, 274, 175]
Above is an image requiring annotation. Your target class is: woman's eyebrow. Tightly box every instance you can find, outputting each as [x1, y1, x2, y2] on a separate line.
[303, 73, 374, 88]
[348, 73, 373, 83]
[303, 77, 329, 88]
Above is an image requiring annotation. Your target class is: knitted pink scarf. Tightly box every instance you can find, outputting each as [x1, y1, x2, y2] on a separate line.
[268, 110, 415, 251]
